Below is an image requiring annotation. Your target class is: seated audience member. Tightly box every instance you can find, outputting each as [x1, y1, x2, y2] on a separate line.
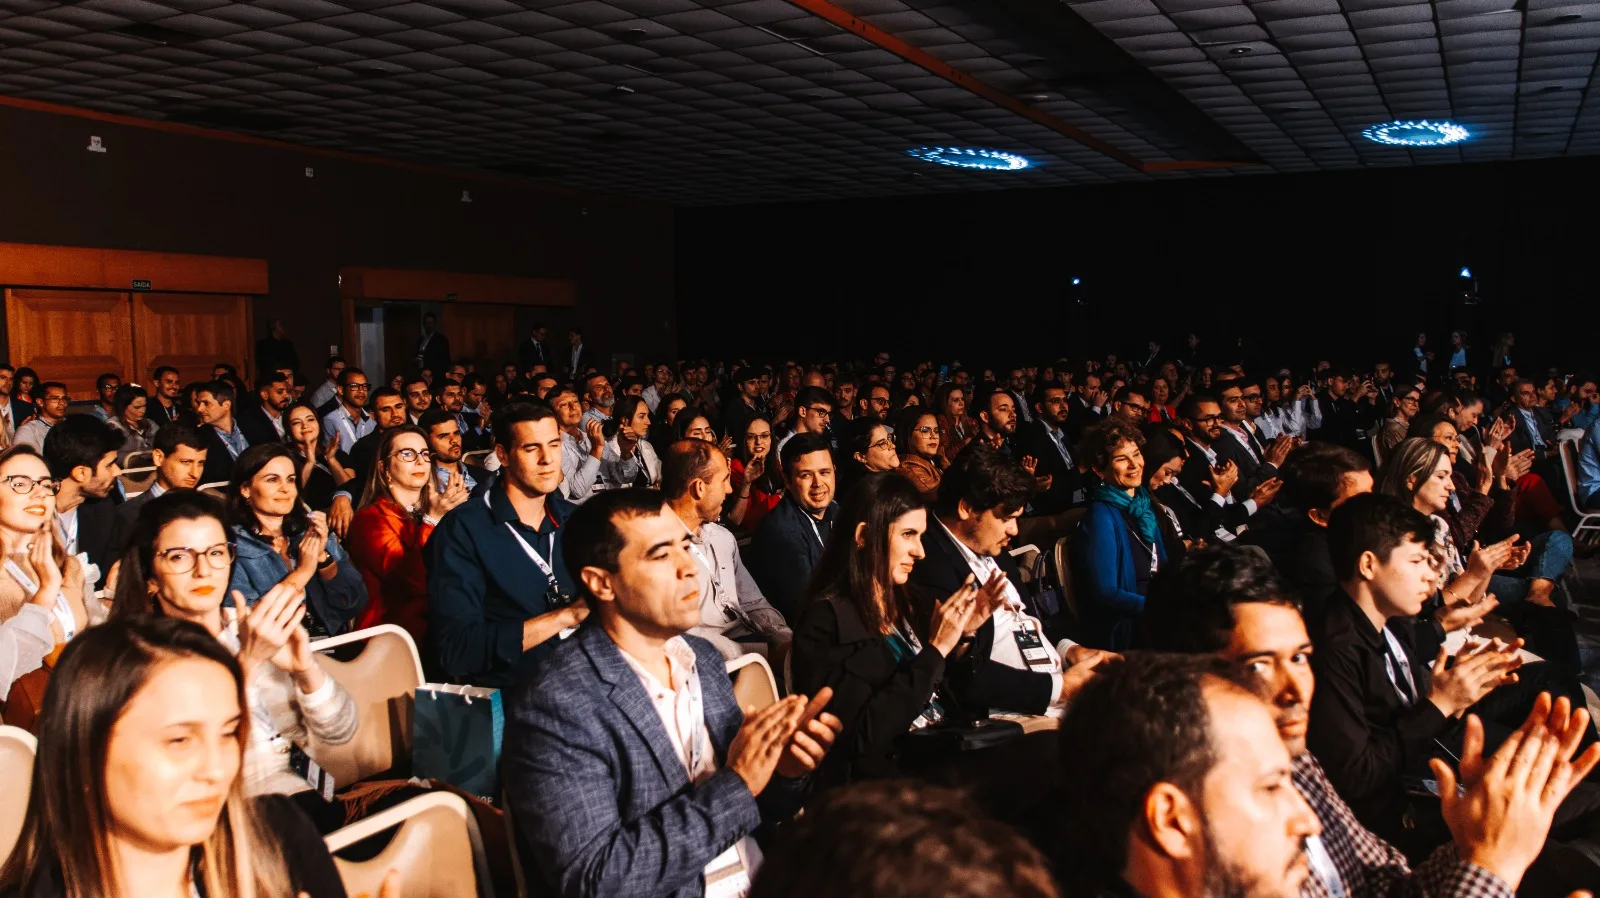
[1065, 370, 1108, 442]
[1408, 414, 1522, 544]
[347, 425, 469, 646]
[285, 401, 352, 513]
[225, 444, 366, 637]
[722, 366, 769, 446]
[320, 366, 375, 455]
[1507, 379, 1558, 460]
[503, 488, 841, 898]
[193, 379, 249, 486]
[750, 780, 1058, 898]
[1018, 383, 1085, 512]
[1554, 373, 1598, 433]
[428, 402, 588, 688]
[1312, 369, 1378, 451]
[894, 407, 947, 501]
[1251, 443, 1373, 607]
[1578, 416, 1600, 511]
[973, 387, 1020, 459]
[726, 413, 781, 531]
[841, 416, 899, 487]
[600, 394, 662, 488]
[88, 373, 120, 423]
[831, 373, 859, 424]
[1145, 545, 1600, 898]
[108, 493, 359, 825]
[106, 383, 158, 463]
[0, 446, 98, 727]
[1108, 384, 1150, 426]
[329, 384, 407, 510]
[673, 408, 723, 446]
[907, 443, 1112, 713]
[307, 354, 345, 415]
[1148, 376, 1177, 423]
[580, 370, 616, 428]
[662, 439, 792, 662]
[107, 422, 208, 557]
[1137, 430, 1196, 555]
[12, 381, 68, 452]
[552, 384, 605, 504]
[0, 614, 346, 897]
[403, 374, 433, 424]
[1378, 384, 1422, 454]
[648, 392, 691, 459]
[237, 370, 292, 446]
[420, 407, 492, 501]
[43, 415, 123, 590]
[1215, 378, 1294, 497]
[1177, 394, 1245, 510]
[935, 382, 976, 463]
[640, 361, 676, 413]
[792, 473, 1001, 784]
[1068, 421, 1167, 650]
[749, 433, 838, 621]
[860, 382, 892, 423]
[1057, 653, 1321, 898]
[775, 385, 834, 457]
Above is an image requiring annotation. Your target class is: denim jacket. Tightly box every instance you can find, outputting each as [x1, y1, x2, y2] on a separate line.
[229, 523, 368, 636]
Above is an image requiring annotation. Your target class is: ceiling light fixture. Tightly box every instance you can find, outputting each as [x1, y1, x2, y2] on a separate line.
[905, 146, 1030, 170]
[1360, 119, 1470, 146]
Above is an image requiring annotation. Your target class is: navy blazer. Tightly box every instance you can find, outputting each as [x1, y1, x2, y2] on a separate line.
[425, 482, 576, 688]
[1067, 500, 1166, 651]
[747, 497, 836, 622]
[504, 624, 805, 898]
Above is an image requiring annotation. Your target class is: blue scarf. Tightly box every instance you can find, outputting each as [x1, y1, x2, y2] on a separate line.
[1089, 483, 1162, 548]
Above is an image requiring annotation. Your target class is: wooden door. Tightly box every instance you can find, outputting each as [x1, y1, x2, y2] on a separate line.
[132, 293, 251, 386]
[4, 288, 133, 398]
[441, 303, 517, 372]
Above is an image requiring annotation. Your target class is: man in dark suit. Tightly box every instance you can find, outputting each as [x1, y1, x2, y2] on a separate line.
[517, 322, 550, 373]
[565, 326, 593, 379]
[107, 423, 209, 559]
[1507, 378, 1558, 458]
[42, 415, 124, 589]
[236, 371, 292, 447]
[420, 408, 493, 502]
[193, 381, 249, 488]
[416, 312, 451, 378]
[1214, 378, 1291, 499]
[748, 434, 837, 622]
[503, 489, 840, 898]
[333, 386, 409, 506]
[1017, 383, 1085, 513]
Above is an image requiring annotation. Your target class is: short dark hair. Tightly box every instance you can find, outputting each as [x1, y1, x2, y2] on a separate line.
[661, 439, 720, 500]
[1077, 419, 1145, 474]
[324, 354, 345, 369]
[153, 422, 207, 456]
[779, 432, 832, 480]
[371, 385, 402, 406]
[975, 386, 1011, 418]
[1143, 546, 1298, 654]
[561, 488, 667, 600]
[95, 373, 119, 392]
[934, 442, 1035, 518]
[749, 780, 1056, 898]
[43, 415, 124, 480]
[196, 380, 234, 406]
[417, 408, 454, 436]
[153, 365, 179, 381]
[1281, 443, 1370, 513]
[795, 385, 833, 411]
[1326, 492, 1434, 582]
[1059, 652, 1233, 895]
[257, 370, 289, 391]
[1115, 384, 1152, 405]
[37, 381, 67, 399]
[337, 367, 366, 387]
[1178, 392, 1219, 421]
[491, 401, 557, 450]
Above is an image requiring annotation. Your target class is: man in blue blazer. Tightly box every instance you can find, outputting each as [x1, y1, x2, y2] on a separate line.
[504, 488, 841, 898]
[748, 433, 838, 621]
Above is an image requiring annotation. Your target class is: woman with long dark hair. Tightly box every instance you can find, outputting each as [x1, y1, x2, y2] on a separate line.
[225, 443, 366, 637]
[790, 473, 1005, 786]
[839, 416, 899, 493]
[599, 394, 661, 488]
[0, 614, 344, 897]
[107, 383, 159, 462]
[284, 401, 353, 513]
[726, 413, 782, 531]
[893, 407, 946, 502]
[646, 392, 691, 460]
[934, 383, 974, 464]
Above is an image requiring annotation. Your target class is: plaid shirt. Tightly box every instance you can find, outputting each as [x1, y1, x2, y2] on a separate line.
[1294, 754, 1512, 898]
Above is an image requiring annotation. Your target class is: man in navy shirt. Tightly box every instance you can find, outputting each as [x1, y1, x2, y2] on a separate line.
[427, 402, 589, 687]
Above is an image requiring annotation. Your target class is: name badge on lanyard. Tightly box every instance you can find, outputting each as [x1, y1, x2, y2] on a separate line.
[5, 557, 75, 641]
[491, 492, 576, 637]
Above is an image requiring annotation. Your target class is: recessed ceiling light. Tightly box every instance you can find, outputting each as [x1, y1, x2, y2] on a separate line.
[906, 146, 1030, 170]
[1228, 46, 1252, 55]
[1360, 119, 1470, 146]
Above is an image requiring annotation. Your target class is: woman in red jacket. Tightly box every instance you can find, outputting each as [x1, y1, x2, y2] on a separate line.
[346, 425, 468, 645]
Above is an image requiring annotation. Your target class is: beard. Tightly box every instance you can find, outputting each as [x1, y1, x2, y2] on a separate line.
[1201, 823, 1306, 898]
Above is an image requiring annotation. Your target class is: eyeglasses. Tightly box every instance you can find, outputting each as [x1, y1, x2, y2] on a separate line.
[869, 438, 894, 452]
[1190, 414, 1223, 425]
[804, 406, 833, 419]
[914, 425, 942, 436]
[3, 475, 59, 495]
[155, 542, 236, 574]
[345, 382, 370, 390]
[1241, 393, 1262, 401]
[389, 448, 433, 463]
[1123, 403, 1149, 414]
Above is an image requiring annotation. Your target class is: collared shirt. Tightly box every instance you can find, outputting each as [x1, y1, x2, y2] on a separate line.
[580, 407, 609, 430]
[89, 405, 111, 422]
[12, 418, 53, 453]
[1515, 407, 1548, 449]
[560, 428, 603, 503]
[1042, 422, 1073, 468]
[321, 405, 375, 454]
[437, 464, 477, 495]
[1449, 348, 1467, 369]
[264, 409, 285, 439]
[307, 379, 339, 412]
[676, 514, 791, 659]
[570, 343, 584, 373]
[213, 421, 249, 459]
[641, 384, 666, 413]
[147, 480, 168, 499]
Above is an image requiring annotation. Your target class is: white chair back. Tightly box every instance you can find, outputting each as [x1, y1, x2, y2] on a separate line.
[1557, 440, 1600, 540]
[0, 725, 38, 864]
[309, 625, 425, 786]
[727, 653, 778, 713]
[325, 792, 488, 898]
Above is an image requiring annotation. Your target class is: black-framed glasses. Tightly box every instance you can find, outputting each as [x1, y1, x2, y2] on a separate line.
[804, 406, 833, 419]
[1191, 414, 1223, 425]
[155, 542, 236, 574]
[4, 475, 59, 495]
[1123, 403, 1150, 414]
[345, 382, 371, 391]
[389, 448, 433, 463]
[913, 425, 942, 436]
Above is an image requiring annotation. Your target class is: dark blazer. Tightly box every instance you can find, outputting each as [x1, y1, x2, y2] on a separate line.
[1064, 395, 1104, 442]
[517, 337, 548, 371]
[197, 425, 239, 487]
[73, 495, 119, 589]
[503, 624, 807, 898]
[791, 594, 947, 785]
[1067, 500, 1166, 651]
[235, 403, 286, 448]
[905, 519, 1056, 714]
[8, 397, 34, 429]
[1212, 424, 1278, 498]
[1016, 420, 1084, 514]
[748, 497, 836, 622]
[335, 427, 385, 503]
[107, 488, 160, 563]
[566, 344, 594, 379]
[1507, 405, 1557, 456]
[418, 329, 451, 377]
[425, 483, 577, 688]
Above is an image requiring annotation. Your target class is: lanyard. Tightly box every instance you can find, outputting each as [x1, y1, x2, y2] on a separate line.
[55, 511, 78, 555]
[488, 491, 560, 586]
[6, 557, 76, 641]
[805, 514, 827, 548]
[1381, 627, 1417, 707]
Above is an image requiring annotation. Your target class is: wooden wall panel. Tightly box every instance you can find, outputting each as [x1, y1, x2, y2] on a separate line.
[0, 243, 267, 294]
[4, 289, 133, 398]
[339, 266, 574, 306]
[132, 293, 252, 385]
[440, 303, 517, 371]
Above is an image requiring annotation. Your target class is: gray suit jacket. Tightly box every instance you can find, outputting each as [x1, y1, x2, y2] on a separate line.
[503, 623, 806, 898]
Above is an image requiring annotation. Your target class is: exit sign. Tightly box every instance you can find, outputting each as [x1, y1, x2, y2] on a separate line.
[131, 279, 151, 291]
[445, 293, 459, 302]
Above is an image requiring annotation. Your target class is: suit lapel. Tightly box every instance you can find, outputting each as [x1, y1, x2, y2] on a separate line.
[582, 626, 691, 791]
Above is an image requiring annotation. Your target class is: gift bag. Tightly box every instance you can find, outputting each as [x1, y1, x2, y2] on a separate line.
[412, 684, 503, 804]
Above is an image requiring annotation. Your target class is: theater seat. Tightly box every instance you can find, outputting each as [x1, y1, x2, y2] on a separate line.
[1052, 536, 1079, 625]
[0, 725, 37, 864]
[727, 653, 778, 713]
[309, 625, 425, 788]
[325, 791, 490, 898]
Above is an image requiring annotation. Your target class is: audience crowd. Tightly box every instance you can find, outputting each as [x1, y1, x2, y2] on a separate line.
[3, 325, 1600, 898]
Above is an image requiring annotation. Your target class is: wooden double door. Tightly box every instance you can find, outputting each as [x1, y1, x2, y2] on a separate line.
[5, 288, 251, 398]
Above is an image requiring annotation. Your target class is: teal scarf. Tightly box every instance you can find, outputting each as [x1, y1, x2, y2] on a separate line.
[1090, 483, 1162, 548]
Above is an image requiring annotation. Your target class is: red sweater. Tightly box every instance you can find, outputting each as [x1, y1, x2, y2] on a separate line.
[346, 497, 434, 645]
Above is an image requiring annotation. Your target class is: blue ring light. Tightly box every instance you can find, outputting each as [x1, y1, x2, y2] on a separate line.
[906, 146, 1030, 170]
[1360, 120, 1470, 147]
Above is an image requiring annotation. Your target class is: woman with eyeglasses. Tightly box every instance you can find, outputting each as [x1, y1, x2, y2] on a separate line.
[0, 614, 353, 898]
[285, 401, 353, 515]
[346, 425, 467, 646]
[107, 491, 359, 828]
[727, 413, 782, 531]
[894, 407, 947, 502]
[107, 383, 159, 463]
[225, 444, 366, 638]
[841, 416, 899, 493]
[0, 446, 99, 730]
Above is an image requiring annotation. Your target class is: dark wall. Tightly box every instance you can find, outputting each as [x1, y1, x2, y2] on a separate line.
[676, 157, 1595, 374]
[0, 103, 675, 373]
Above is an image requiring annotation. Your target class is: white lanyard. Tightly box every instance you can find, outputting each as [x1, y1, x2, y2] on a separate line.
[806, 514, 826, 548]
[487, 491, 557, 580]
[6, 557, 75, 641]
[55, 512, 78, 555]
[1228, 426, 1260, 463]
[1381, 627, 1418, 707]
